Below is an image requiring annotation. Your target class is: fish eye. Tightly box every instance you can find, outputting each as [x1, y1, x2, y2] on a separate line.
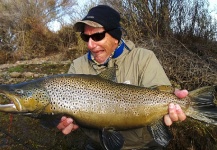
[15, 89, 24, 94]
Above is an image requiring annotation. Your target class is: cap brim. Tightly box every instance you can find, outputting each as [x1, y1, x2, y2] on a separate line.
[73, 20, 103, 32]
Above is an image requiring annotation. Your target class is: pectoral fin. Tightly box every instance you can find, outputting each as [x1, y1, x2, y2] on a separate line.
[99, 128, 124, 150]
[147, 119, 172, 147]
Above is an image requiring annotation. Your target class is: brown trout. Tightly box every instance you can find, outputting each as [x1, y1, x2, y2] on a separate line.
[0, 68, 216, 150]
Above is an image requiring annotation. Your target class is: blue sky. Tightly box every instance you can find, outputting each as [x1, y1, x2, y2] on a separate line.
[209, 0, 217, 19]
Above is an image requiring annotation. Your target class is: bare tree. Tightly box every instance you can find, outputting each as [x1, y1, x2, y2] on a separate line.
[0, 0, 77, 53]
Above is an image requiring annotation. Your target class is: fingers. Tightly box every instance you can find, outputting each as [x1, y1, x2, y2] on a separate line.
[164, 89, 188, 126]
[174, 89, 188, 99]
[164, 114, 172, 126]
[168, 103, 178, 121]
[57, 116, 79, 135]
[57, 116, 72, 130]
[164, 103, 186, 126]
[62, 123, 79, 135]
[174, 104, 186, 121]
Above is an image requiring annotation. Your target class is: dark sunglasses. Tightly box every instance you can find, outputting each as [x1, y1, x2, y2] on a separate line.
[80, 30, 107, 42]
[80, 27, 120, 42]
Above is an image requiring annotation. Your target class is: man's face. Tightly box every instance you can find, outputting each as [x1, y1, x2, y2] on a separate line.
[83, 25, 118, 64]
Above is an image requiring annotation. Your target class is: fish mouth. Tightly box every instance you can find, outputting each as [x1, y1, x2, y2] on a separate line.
[0, 93, 21, 112]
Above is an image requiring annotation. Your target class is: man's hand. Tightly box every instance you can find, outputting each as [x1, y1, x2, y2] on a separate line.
[164, 89, 188, 126]
[57, 116, 79, 135]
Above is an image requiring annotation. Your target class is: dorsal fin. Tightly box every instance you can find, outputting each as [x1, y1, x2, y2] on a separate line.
[98, 67, 117, 82]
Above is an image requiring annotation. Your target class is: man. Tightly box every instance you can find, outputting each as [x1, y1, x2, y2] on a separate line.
[57, 5, 187, 150]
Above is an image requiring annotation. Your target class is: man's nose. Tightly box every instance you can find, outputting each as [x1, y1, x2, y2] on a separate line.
[87, 38, 96, 49]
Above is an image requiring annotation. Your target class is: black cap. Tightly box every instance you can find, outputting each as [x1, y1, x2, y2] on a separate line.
[74, 5, 122, 42]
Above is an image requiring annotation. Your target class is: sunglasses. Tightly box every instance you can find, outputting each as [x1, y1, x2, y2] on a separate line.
[80, 30, 107, 42]
[80, 28, 120, 42]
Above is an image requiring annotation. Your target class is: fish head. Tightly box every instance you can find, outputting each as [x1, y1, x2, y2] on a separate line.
[0, 81, 50, 114]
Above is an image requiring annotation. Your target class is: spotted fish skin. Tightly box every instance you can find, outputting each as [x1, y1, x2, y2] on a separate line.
[0, 71, 216, 149]
[38, 74, 189, 129]
[0, 73, 215, 129]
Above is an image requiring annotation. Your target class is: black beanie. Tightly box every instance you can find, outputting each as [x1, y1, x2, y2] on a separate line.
[73, 5, 122, 42]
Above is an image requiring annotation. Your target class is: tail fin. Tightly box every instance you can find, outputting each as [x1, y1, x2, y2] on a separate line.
[187, 86, 217, 125]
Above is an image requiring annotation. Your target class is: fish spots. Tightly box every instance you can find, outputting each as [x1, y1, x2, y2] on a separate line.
[51, 106, 56, 110]
[38, 74, 187, 124]
[133, 111, 139, 116]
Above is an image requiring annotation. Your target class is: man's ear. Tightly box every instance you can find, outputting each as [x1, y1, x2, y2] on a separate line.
[114, 39, 118, 44]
